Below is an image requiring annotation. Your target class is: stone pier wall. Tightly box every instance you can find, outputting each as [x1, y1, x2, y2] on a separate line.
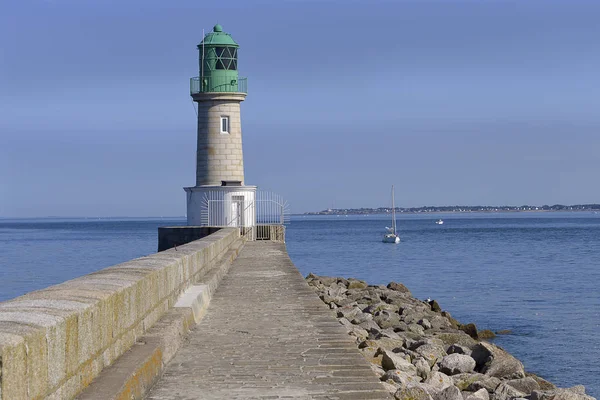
[0, 228, 242, 400]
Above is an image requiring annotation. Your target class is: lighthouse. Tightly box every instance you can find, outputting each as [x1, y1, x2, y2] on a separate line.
[184, 24, 256, 228]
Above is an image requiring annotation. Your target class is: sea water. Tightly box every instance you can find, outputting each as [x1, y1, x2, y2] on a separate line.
[0, 213, 598, 395]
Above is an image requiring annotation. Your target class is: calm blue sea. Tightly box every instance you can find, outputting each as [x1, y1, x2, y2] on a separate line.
[0, 213, 598, 396]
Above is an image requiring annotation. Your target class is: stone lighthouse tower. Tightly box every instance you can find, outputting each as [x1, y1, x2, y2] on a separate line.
[185, 24, 256, 227]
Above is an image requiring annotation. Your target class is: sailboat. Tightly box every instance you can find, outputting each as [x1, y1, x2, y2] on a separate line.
[383, 185, 401, 243]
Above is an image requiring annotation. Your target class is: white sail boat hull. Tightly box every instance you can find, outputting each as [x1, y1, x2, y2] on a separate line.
[383, 185, 400, 244]
[383, 234, 400, 243]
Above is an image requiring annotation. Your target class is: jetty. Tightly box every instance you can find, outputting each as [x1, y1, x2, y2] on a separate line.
[145, 241, 388, 399]
[0, 229, 391, 399]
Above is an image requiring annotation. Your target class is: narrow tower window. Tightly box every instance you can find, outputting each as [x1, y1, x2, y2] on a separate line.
[220, 116, 230, 134]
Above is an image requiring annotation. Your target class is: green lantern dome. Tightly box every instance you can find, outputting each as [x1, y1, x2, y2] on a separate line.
[197, 24, 239, 48]
[190, 24, 247, 94]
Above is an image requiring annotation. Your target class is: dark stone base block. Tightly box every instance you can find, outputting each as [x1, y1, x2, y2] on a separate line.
[158, 226, 221, 252]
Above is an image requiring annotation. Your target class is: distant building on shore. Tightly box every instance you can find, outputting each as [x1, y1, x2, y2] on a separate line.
[305, 204, 600, 215]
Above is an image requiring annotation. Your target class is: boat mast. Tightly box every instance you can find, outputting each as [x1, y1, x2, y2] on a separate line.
[391, 185, 396, 235]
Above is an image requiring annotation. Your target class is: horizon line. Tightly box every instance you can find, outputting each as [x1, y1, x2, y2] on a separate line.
[2, 202, 600, 220]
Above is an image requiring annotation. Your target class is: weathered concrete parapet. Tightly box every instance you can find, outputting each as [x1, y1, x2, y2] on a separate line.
[0, 228, 241, 400]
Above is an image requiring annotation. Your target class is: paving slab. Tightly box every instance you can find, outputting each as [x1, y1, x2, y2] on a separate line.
[145, 242, 391, 399]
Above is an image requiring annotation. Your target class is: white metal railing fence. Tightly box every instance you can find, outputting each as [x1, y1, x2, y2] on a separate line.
[199, 190, 289, 240]
[256, 191, 290, 225]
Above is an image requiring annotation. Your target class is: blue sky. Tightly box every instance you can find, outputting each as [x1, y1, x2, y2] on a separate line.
[1, 0, 599, 216]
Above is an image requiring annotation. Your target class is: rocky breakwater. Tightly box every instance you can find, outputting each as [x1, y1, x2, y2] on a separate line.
[306, 274, 596, 400]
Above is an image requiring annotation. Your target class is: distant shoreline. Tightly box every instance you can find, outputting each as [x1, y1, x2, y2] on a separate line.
[303, 205, 600, 216]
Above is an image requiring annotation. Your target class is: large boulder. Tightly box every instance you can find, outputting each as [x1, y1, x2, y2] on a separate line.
[395, 330, 425, 344]
[505, 377, 540, 395]
[336, 306, 361, 320]
[439, 354, 476, 375]
[320, 292, 343, 305]
[395, 384, 434, 400]
[415, 344, 447, 367]
[335, 297, 358, 307]
[381, 328, 402, 339]
[350, 311, 373, 325]
[478, 330, 496, 339]
[347, 278, 368, 289]
[493, 382, 526, 400]
[327, 284, 347, 297]
[388, 282, 412, 294]
[393, 321, 411, 332]
[434, 385, 463, 400]
[459, 323, 479, 340]
[530, 387, 595, 400]
[374, 310, 403, 329]
[313, 275, 338, 286]
[414, 357, 432, 380]
[359, 296, 384, 307]
[451, 372, 485, 391]
[433, 332, 479, 349]
[526, 373, 556, 391]
[359, 319, 382, 334]
[398, 297, 436, 315]
[408, 323, 426, 335]
[382, 349, 418, 373]
[364, 302, 399, 315]
[381, 369, 423, 386]
[409, 338, 446, 351]
[429, 300, 443, 313]
[471, 342, 525, 379]
[335, 277, 349, 287]
[359, 343, 381, 366]
[347, 325, 369, 341]
[351, 286, 379, 299]
[430, 315, 454, 330]
[394, 347, 421, 363]
[425, 371, 454, 392]
[394, 384, 433, 400]
[404, 311, 427, 325]
[568, 386, 586, 395]
[447, 344, 473, 356]
[387, 292, 419, 307]
[441, 311, 461, 329]
[373, 337, 406, 352]
[465, 388, 490, 400]
[467, 376, 501, 393]
[420, 318, 433, 330]
[381, 381, 400, 395]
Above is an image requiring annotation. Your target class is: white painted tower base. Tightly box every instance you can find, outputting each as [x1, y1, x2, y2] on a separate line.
[185, 185, 256, 227]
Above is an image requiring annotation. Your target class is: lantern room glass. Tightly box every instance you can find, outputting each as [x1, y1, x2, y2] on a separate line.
[214, 47, 238, 70]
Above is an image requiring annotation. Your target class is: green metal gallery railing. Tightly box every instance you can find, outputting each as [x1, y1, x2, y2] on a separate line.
[190, 76, 247, 94]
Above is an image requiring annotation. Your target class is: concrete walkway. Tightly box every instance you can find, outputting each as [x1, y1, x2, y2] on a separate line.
[146, 242, 391, 399]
